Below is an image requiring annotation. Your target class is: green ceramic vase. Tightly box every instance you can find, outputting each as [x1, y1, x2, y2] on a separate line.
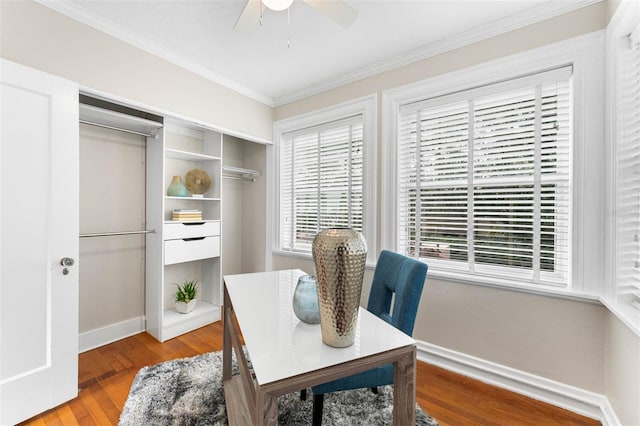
[167, 175, 189, 197]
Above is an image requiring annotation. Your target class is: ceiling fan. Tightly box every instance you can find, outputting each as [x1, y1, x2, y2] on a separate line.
[234, 0, 358, 32]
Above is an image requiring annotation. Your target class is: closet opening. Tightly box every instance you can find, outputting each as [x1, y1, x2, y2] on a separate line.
[77, 96, 160, 352]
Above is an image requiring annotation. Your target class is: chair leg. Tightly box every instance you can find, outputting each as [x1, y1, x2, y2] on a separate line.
[312, 394, 324, 426]
[370, 386, 379, 394]
[300, 388, 307, 400]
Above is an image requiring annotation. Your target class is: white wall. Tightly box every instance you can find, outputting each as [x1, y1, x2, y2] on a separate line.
[605, 312, 640, 425]
[421, 279, 606, 391]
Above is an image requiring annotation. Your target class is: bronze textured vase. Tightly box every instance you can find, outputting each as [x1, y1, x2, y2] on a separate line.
[312, 228, 367, 348]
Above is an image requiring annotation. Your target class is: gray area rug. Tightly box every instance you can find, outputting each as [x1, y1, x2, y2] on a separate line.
[119, 350, 438, 425]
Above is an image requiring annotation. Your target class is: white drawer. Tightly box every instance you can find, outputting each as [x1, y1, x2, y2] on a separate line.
[164, 221, 220, 240]
[164, 236, 220, 265]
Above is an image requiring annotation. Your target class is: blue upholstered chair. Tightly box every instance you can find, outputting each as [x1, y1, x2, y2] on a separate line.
[309, 250, 428, 426]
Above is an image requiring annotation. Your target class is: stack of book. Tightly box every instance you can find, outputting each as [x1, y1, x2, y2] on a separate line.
[172, 209, 203, 221]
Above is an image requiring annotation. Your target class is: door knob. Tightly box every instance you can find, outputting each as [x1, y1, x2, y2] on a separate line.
[60, 257, 75, 275]
[60, 257, 75, 267]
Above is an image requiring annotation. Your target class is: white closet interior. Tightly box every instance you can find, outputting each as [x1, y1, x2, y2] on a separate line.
[78, 96, 163, 349]
[79, 123, 147, 337]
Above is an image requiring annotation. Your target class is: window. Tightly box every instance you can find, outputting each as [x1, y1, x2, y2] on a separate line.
[615, 25, 640, 309]
[609, 0, 640, 332]
[394, 67, 573, 288]
[274, 96, 376, 261]
[279, 117, 364, 251]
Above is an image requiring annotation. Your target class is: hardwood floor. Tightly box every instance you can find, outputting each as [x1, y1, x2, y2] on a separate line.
[20, 322, 600, 425]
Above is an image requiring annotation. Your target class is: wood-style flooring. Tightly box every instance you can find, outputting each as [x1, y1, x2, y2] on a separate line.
[19, 322, 600, 425]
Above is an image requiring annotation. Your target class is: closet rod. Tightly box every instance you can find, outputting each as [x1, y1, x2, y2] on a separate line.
[222, 175, 256, 182]
[79, 119, 156, 138]
[79, 229, 156, 238]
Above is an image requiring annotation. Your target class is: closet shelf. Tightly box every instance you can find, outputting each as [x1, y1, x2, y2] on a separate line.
[165, 148, 221, 162]
[165, 196, 221, 201]
[222, 165, 261, 182]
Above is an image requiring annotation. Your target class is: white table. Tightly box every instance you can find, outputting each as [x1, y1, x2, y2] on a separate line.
[222, 269, 417, 425]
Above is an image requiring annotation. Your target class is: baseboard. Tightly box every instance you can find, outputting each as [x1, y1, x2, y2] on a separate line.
[79, 316, 145, 353]
[416, 341, 620, 426]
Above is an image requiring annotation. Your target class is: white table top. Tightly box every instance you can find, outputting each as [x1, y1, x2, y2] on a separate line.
[223, 269, 416, 385]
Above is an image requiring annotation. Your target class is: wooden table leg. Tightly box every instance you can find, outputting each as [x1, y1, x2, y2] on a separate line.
[393, 346, 416, 425]
[256, 389, 278, 425]
[223, 285, 232, 381]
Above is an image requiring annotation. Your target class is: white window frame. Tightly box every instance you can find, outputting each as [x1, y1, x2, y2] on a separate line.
[604, 0, 640, 336]
[272, 95, 377, 264]
[382, 32, 604, 298]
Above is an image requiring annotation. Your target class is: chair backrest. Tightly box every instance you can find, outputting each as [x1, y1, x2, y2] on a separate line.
[366, 250, 428, 336]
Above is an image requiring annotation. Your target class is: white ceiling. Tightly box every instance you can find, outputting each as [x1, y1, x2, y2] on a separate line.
[42, 0, 598, 106]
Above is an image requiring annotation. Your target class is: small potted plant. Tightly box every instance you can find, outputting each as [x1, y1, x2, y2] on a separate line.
[175, 279, 198, 314]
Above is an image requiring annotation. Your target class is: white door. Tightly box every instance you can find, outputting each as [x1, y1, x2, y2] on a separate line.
[0, 59, 79, 425]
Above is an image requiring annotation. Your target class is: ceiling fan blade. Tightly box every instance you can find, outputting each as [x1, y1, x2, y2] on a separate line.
[234, 0, 262, 32]
[303, 0, 358, 28]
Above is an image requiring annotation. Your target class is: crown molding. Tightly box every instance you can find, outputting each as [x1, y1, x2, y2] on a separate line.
[34, 0, 276, 107]
[273, 0, 603, 106]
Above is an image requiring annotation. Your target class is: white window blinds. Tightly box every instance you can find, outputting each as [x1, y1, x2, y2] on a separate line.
[397, 67, 572, 286]
[279, 116, 364, 252]
[616, 25, 640, 310]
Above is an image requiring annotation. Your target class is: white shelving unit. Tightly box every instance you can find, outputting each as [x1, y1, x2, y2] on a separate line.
[146, 120, 223, 342]
[78, 97, 271, 344]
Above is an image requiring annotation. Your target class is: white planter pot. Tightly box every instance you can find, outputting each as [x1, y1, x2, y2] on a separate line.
[175, 299, 197, 314]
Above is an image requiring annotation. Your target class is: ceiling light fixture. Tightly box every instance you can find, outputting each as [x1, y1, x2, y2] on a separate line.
[262, 0, 294, 11]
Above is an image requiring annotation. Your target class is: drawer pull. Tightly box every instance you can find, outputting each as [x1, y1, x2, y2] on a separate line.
[182, 222, 205, 226]
[183, 237, 206, 241]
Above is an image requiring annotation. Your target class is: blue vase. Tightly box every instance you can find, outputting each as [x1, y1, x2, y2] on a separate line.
[167, 175, 189, 197]
[293, 275, 320, 324]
